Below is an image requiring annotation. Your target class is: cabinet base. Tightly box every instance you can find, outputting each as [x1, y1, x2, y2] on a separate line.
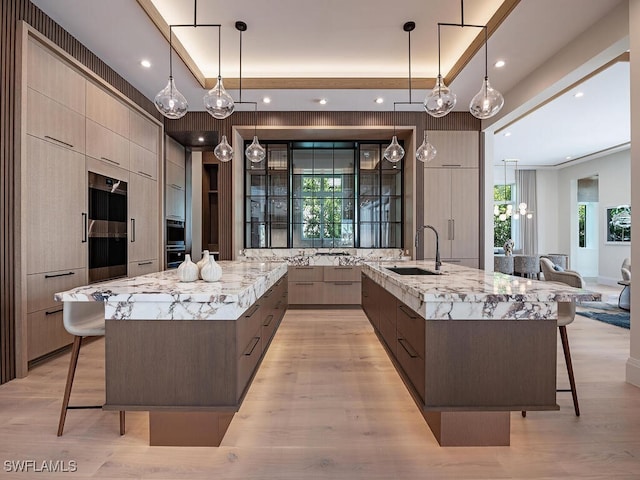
[149, 411, 235, 446]
[423, 411, 510, 446]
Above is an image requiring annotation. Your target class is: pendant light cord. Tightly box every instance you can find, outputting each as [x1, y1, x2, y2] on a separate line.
[239, 27, 243, 102]
[407, 27, 412, 103]
[168, 27, 173, 79]
[218, 27, 222, 93]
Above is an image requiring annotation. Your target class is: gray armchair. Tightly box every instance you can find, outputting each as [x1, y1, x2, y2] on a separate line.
[621, 257, 631, 282]
[620, 258, 631, 310]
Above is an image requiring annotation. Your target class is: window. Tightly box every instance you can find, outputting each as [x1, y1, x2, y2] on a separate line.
[578, 204, 587, 248]
[494, 183, 514, 248]
[244, 141, 403, 248]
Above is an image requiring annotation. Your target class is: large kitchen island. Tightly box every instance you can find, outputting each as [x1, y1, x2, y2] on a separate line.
[55, 258, 599, 447]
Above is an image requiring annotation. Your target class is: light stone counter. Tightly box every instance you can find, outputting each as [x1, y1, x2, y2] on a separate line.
[54, 261, 288, 320]
[239, 248, 405, 265]
[363, 260, 600, 320]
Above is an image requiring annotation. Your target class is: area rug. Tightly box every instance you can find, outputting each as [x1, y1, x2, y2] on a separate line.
[576, 302, 630, 329]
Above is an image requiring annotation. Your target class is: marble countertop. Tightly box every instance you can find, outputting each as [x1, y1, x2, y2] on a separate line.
[239, 248, 406, 265]
[363, 260, 601, 320]
[54, 261, 288, 320]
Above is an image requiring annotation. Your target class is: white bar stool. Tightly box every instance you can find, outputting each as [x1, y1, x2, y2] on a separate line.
[57, 302, 125, 436]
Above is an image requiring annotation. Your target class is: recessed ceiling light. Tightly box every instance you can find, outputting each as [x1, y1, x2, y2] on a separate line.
[494, 60, 506, 68]
[375, 97, 384, 104]
[198, 137, 205, 142]
[140, 59, 151, 68]
[262, 97, 271, 104]
[318, 98, 327, 105]
[504, 131, 512, 137]
[574, 92, 584, 98]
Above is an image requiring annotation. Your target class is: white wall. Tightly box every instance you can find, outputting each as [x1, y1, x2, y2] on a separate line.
[536, 150, 631, 283]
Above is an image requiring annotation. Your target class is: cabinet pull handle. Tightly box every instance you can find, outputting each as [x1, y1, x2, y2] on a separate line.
[451, 219, 455, 240]
[137, 170, 153, 178]
[138, 261, 153, 266]
[295, 282, 314, 286]
[274, 301, 282, 309]
[130, 219, 136, 242]
[44, 272, 75, 279]
[81, 213, 87, 243]
[263, 289, 273, 298]
[45, 308, 64, 316]
[44, 135, 73, 148]
[170, 183, 183, 190]
[101, 157, 120, 166]
[398, 305, 418, 319]
[243, 336, 260, 356]
[334, 267, 353, 270]
[332, 281, 353, 285]
[398, 338, 419, 358]
[442, 164, 461, 167]
[294, 267, 314, 270]
[244, 304, 260, 318]
[263, 314, 274, 327]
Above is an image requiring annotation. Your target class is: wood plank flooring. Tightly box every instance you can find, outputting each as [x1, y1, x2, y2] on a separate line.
[0, 307, 639, 479]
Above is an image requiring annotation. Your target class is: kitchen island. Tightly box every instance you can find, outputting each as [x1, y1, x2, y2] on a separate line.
[361, 260, 600, 446]
[55, 258, 600, 447]
[55, 261, 289, 446]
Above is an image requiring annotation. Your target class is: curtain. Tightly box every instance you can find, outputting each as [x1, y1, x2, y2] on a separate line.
[517, 170, 538, 255]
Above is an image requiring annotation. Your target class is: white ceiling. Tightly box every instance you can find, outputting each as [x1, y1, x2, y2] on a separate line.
[31, 0, 628, 166]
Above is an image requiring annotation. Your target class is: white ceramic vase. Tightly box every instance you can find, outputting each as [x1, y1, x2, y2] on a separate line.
[196, 250, 210, 279]
[176, 254, 199, 282]
[200, 255, 222, 282]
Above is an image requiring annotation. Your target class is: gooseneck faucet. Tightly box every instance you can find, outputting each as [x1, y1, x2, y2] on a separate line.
[415, 224, 441, 271]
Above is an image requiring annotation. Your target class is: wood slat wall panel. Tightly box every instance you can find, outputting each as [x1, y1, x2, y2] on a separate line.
[165, 111, 479, 260]
[0, 0, 159, 383]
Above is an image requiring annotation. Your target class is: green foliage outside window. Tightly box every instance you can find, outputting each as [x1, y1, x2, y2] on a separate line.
[578, 204, 586, 248]
[494, 184, 513, 248]
[302, 176, 343, 239]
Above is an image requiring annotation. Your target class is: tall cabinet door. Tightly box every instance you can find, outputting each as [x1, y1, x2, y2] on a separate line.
[129, 172, 158, 264]
[423, 168, 452, 259]
[451, 168, 479, 259]
[25, 136, 86, 274]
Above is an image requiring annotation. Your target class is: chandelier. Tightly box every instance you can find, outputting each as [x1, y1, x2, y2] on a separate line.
[494, 159, 532, 221]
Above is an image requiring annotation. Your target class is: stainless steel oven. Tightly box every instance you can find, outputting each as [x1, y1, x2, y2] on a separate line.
[166, 219, 186, 268]
[166, 245, 186, 269]
[88, 172, 128, 283]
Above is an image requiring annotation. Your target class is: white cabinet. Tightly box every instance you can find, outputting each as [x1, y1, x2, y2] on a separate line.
[85, 81, 129, 138]
[130, 142, 157, 180]
[165, 136, 185, 220]
[129, 172, 159, 266]
[86, 119, 130, 170]
[422, 131, 479, 265]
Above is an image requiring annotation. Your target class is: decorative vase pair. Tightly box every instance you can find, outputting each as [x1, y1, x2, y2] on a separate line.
[177, 250, 222, 282]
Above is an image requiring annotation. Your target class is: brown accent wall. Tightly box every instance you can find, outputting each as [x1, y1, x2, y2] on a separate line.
[165, 111, 480, 260]
[0, 0, 159, 383]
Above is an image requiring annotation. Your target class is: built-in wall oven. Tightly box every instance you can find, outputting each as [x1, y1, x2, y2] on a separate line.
[88, 172, 128, 283]
[166, 219, 186, 269]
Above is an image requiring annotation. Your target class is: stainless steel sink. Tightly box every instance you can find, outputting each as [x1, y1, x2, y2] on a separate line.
[386, 267, 441, 275]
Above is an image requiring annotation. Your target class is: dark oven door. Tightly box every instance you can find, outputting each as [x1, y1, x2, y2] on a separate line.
[166, 219, 185, 247]
[166, 246, 186, 269]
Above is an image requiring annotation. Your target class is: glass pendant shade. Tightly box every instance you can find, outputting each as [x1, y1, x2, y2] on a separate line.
[424, 75, 457, 118]
[415, 131, 437, 163]
[154, 76, 188, 119]
[214, 135, 233, 162]
[204, 77, 235, 119]
[469, 77, 504, 119]
[383, 135, 405, 163]
[245, 136, 266, 163]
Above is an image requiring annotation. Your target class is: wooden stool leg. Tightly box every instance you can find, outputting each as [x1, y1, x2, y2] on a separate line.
[57, 336, 83, 436]
[119, 411, 126, 435]
[559, 326, 580, 416]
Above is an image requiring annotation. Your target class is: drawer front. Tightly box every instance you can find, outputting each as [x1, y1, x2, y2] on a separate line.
[396, 334, 425, 401]
[378, 313, 397, 357]
[27, 268, 87, 313]
[130, 142, 157, 180]
[288, 281, 324, 304]
[86, 119, 130, 170]
[361, 275, 379, 328]
[237, 325, 262, 400]
[27, 88, 85, 154]
[323, 266, 361, 282]
[288, 266, 323, 282]
[237, 303, 264, 353]
[27, 308, 74, 361]
[261, 311, 278, 352]
[128, 259, 159, 278]
[323, 281, 361, 304]
[379, 287, 397, 328]
[396, 302, 426, 358]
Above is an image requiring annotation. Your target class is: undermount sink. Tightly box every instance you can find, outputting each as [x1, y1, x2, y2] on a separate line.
[386, 267, 441, 275]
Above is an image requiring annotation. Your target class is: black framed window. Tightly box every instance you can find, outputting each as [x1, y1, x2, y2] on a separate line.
[244, 140, 403, 248]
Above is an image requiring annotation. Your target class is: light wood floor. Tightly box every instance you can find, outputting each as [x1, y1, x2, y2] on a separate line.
[1, 307, 639, 479]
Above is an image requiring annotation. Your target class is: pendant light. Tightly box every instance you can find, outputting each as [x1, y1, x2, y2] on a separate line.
[154, 27, 188, 119]
[424, 25, 456, 118]
[245, 104, 265, 163]
[203, 26, 235, 119]
[496, 159, 532, 221]
[416, 131, 437, 163]
[214, 135, 233, 162]
[426, 0, 504, 119]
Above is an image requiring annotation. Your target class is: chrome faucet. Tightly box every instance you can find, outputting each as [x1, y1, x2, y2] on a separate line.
[415, 224, 441, 271]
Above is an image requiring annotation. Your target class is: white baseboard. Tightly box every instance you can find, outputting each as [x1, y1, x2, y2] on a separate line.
[626, 356, 640, 388]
